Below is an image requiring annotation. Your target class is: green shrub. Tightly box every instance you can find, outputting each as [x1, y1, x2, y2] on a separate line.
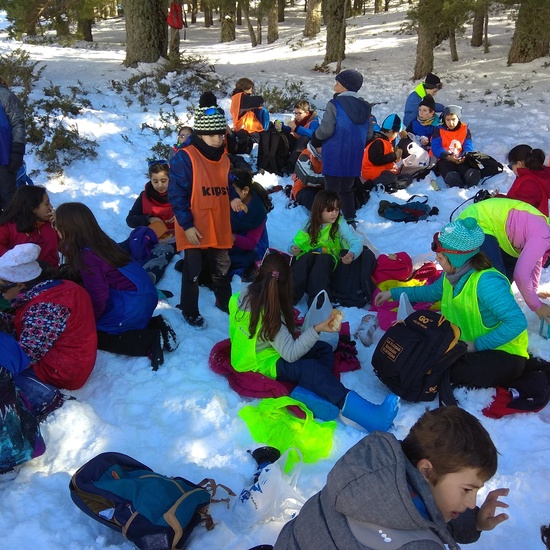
[255, 80, 316, 113]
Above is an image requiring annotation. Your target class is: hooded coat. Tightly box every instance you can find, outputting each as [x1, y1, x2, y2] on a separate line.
[274, 432, 481, 550]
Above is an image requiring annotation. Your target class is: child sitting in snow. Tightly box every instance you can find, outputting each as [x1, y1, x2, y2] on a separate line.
[401, 94, 440, 151]
[230, 77, 269, 146]
[125, 160, 176, 283]
[290, 190, 362, 307]
[361, 114, 412, 193]
[431, 105, 480, 188]
[291, 142, 324, 211]
[274, 406, 510, 549]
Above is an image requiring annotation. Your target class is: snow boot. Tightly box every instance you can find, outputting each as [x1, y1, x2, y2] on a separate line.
[340, 391, 399, 432]
[464, 168, 481, 188]
[444, 171, 464, 188]
[290, 386, 340, 421]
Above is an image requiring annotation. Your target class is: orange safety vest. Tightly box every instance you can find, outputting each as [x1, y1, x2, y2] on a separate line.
[361, 138, 398, 181]
[438, 123, 468, 156]
[291, 147, 323, 199]
[174, 145, 232, 251]
[230, 92, 265, 133]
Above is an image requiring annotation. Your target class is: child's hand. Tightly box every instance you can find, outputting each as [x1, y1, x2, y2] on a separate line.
[230, 198, 246, 212]
[476, 488, 509, 531]
[147, 216, 164, 224]
[374, 291, 392, 306]
[290, 245, 302, 256]
[420, 136, 429, 145]
[314, 312, 340, 333]
[288, 120, 297, 131]
[341, 251, 355, 265]
[184, 227, 202, 246]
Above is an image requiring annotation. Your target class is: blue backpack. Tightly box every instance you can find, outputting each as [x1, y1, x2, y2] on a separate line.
[70, 452, 234, 549]
[378, 195, 438, 223]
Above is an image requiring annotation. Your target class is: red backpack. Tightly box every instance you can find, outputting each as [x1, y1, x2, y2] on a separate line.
[167, 2, 183, 29]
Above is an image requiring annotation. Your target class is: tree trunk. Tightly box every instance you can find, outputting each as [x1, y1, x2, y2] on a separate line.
[191, 0, 198, 23]
[412, 0, 443, 79]
[278, 0, 285, 22]
[322, 0, 346, 66]
[204, 0, 213, 27]
[236, 6, 242, 25]
[304, 0, 322, 38]
[169, 26, 181, 60]
[221, 11, 236, 42]
[470, 0, 485, 47]
[483, 2, 489, 53]
[77, 18, 94, 42]
[508, 0, 550, 64]
[124, 0, 168, 66]
[242, 0, 258, 46]
[267, 0, 279, 43]
[384, 0, 391, 11]
[449, 26, 458, 61]
[257, 17, 263, 44]
[374, 0, 382, 13]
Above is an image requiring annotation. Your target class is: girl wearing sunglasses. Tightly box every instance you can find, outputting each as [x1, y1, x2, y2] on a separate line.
[376, 217, 529, 389]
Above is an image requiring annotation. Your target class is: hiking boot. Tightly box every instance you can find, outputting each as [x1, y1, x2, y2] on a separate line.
[147, 331, 164, 371]
[464, 168, 481, 188]
[444, 171, 464, 188]
[183, 313, 207, 329]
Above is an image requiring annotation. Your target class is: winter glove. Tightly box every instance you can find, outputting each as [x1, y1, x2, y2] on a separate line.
[8, 142, 25, 173]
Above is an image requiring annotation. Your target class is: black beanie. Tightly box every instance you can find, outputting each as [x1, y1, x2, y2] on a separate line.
[199, 91, 218, 108]
[419, 95, 436, 111]
[424, 72, 441, 89]
[335, 69, 363, 93]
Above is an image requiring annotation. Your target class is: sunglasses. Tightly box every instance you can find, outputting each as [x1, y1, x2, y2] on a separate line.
[203, 106, 221, 115]
[0, 281, 18, 293]
[148, 159, 168, 167]
[260, 247, 294, 267]
[431, 232, 478, 255]
[507, 162, 516, 171]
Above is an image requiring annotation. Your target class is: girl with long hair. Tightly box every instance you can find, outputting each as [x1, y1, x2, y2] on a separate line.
[56, 202, 176, 369]
[229, 251, 399, 433]
[376, 218, 529, 389]
[290, 189, 362, 306]
[0, 185, 58, 268]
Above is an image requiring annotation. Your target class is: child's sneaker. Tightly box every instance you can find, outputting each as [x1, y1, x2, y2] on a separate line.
[183, 313, 207, 330]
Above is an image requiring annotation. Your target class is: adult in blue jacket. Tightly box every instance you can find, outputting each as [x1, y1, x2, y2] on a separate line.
[0, 78, 25, 212]
[310, 70, 372, 224]
[403, 72, 445, 127]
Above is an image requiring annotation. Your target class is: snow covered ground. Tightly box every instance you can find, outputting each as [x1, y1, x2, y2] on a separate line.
[1, 4, 550, 549]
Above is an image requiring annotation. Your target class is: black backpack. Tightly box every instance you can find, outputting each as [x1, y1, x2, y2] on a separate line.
[464, 151, 503, 180]
[372, 310, 468, 406]
[256, 128, 290, 174]
[329, 246, 376, 308]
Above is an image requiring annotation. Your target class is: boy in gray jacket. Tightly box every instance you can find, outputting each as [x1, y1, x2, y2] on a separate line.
[274, 406, 509, 549]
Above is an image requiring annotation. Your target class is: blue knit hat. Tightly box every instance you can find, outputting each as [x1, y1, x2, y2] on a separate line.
[335, 69, 363, 93]
[381, 114, 402, 133]
[437, 217, 485, 268]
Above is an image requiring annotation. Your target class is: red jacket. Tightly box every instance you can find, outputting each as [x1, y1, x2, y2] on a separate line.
[0, 221, 59, 267]
[14, 280, 97, 390]
[506, 166, 550, 216]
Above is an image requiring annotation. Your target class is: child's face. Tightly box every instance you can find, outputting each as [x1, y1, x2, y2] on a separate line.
[178, 129, 191, 142]
[321, 206, 340, 225]
[150, 171, 169, 194]
[333, 81, 347, 94]
[427, 467, 485, 522]
[200, 134, 225, 147]
[33, 193, 54, 222]
[445, 114, 460, 129]
[294, 108, 308, 122]
[418, 106, 434, 121]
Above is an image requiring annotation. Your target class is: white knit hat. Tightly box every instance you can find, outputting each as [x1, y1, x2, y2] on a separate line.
[0, 243, 42, 283]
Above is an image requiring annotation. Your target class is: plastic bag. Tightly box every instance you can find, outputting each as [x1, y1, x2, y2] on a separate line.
[397, 292, 415, 321]
[302, 290, 338, 351]
[233, 449, 306, 530]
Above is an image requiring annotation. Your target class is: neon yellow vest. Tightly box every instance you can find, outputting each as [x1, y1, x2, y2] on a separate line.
[293, 223, 342, 263]
[442, 269, 529, 358]
[458, 198, 548, 258]
[414, 82, 427, 99]
[228, 293, 280, 379]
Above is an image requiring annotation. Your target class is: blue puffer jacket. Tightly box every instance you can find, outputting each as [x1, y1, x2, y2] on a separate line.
[0, 85, 25, 166]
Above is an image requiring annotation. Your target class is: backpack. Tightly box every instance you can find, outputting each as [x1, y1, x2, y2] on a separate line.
[70, 452, 233, 550]
[378, 195, 439, 223]
[256, 128, 290, 175]
[167, 2, 184, 29]
[464, 151, 503, 180]
[372, 310, 468, 406]
[329, 246, 376, 308]
[353, 177, 371, 210]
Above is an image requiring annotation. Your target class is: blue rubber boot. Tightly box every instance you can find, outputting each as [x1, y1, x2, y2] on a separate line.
[340, 391, 399, 432]
[290, 386, 340, 421]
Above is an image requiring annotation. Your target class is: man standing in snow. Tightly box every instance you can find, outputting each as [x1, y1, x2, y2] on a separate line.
[310, 69, 372, 225]
[0, 77, 25, 212]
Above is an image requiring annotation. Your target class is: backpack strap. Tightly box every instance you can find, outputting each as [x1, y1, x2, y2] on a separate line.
[406, 194, 428, 204]
[198, 478, 236, 503]
[438, 369, 457, 407]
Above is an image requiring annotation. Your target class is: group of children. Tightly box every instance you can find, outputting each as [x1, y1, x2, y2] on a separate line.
[1, 70, 550, 548]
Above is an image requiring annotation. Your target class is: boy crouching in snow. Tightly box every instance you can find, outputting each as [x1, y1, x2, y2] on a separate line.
[274, 406, 509, 549]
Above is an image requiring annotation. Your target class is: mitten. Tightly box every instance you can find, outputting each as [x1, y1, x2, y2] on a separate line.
[8, 142, 25, 173]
